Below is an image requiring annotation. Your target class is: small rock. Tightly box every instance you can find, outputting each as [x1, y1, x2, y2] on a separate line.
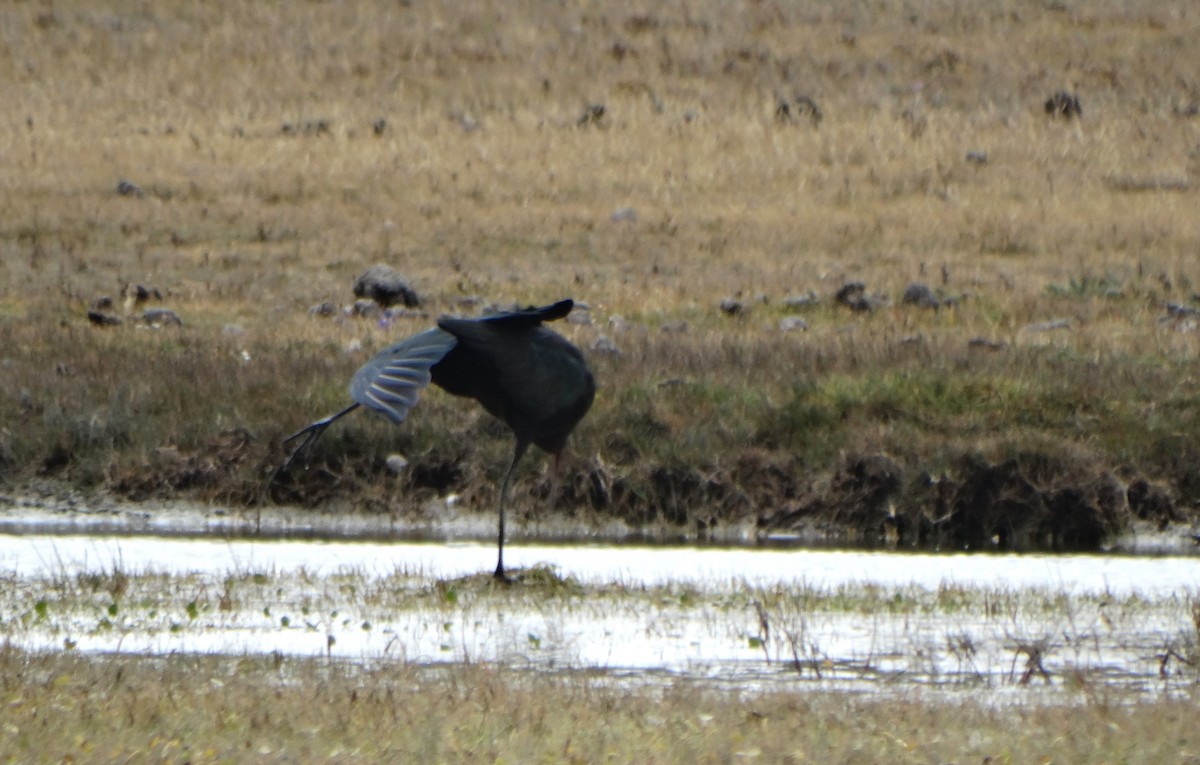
[660, 321, 689, 333]
[611, 206, 637, 224]
[782, 291, 819, 309]
[308, 301, 337, 318]
[901, 282, 940, 309]
[347, 299, 380, 318]
[385, 454, 409, 474]
[142, 308, 182, 327]
[567, 307, 593, 325]
[116, 179, 144, 198]
[965, 150, 988, 165]
[719, 298, 746, 316]
[372, 118, 387, 136]
[608, 314, 630, 332]
[779, 316, 808, 332]
[90, 296, 114, 311]
[352, 264, 420, 308]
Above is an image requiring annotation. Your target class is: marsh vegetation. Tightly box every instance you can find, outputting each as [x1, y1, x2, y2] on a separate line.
[2, 0, 1200, 548]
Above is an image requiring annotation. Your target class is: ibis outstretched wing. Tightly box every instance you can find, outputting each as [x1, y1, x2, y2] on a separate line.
[350, 328, 458, 425]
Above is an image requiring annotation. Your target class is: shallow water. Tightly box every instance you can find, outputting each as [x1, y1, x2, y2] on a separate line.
[3, 533, 1198, 596]
[2, 514, 1199, 702]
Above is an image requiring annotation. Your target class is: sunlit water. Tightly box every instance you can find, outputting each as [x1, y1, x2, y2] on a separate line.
[2, 525, 1199, 701]
[3, 534, 1198, 595]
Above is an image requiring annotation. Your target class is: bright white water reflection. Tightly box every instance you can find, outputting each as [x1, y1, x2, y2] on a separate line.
[3, 535, 1197, 595]
[2, 533, 1199, 700]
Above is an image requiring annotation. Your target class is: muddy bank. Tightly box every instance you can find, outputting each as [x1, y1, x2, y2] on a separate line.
[8, 446, 1198, 554]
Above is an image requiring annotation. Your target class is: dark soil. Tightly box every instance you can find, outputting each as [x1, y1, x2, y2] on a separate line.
[180, 445, 1194, 551]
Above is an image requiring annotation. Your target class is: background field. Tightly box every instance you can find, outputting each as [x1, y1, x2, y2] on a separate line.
[1, 0, 1199, 545]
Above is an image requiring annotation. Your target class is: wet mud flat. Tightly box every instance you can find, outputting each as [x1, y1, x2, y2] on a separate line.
[2, 524, 1198, 703]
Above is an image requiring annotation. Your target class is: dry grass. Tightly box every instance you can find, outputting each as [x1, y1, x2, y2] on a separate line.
[1, 0, 1200, 532]
[1, 645, 1198, 764]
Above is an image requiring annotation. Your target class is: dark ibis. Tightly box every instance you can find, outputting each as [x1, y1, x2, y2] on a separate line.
[283, 299, 596, 580]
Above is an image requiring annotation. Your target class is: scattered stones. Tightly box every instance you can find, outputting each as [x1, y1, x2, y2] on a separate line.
[142, 308, 182, 327]
[901, 282, 940, 309]
[1044, 91, 1082, 119]
[577, 103, 606, 127]
[778, 316, 808, 332]
[352, 264, 420, 308]
[116, 179, 144, 198]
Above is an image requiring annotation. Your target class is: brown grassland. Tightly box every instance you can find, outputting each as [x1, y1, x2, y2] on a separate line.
[1, 645, 1198, 764]
[2, 2, 1200, 541]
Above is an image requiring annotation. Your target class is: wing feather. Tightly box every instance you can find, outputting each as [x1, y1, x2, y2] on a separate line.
[349, 328, 457, 425]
